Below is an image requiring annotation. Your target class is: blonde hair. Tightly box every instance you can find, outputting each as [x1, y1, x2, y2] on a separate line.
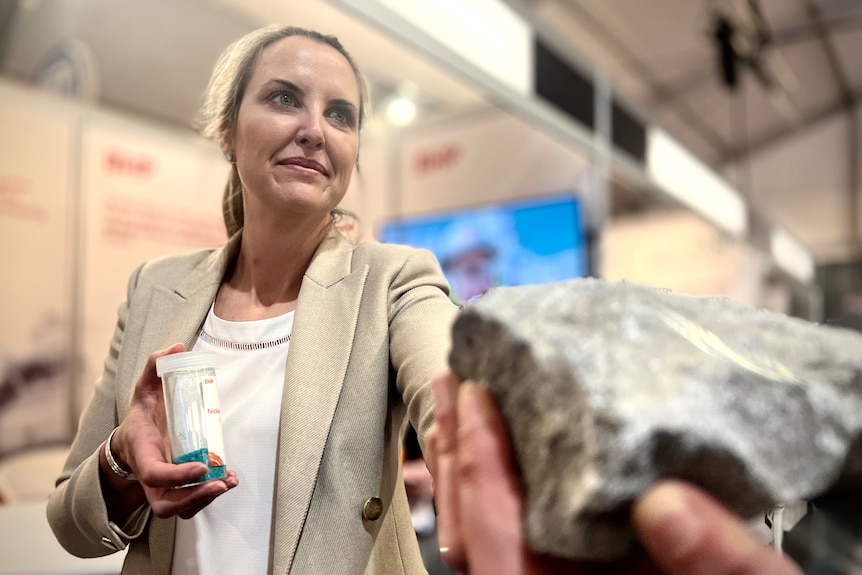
[195, 26, 368, 237]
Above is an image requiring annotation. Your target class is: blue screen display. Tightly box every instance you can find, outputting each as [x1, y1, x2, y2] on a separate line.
[379, 195, 588, 305]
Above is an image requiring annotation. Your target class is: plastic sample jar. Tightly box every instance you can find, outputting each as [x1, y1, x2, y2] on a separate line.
[155, 351, 226, 484]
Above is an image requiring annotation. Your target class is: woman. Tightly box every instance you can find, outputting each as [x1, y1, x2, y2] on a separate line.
[47, 23, 802, 575]
[47, 26, 458, 574]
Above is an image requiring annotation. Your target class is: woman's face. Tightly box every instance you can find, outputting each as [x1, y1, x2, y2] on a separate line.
[232, 36, 360, 223]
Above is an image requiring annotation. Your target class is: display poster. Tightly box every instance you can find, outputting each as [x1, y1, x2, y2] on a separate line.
[77, 112, 228, 410]
[0, 83, 76, 460]
[392, 109, 591, 220]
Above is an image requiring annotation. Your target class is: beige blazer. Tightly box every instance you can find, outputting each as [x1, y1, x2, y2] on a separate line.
[47, 228, 459, 574]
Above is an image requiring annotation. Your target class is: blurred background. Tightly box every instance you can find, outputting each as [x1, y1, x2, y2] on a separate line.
[0, 0, 860, 572]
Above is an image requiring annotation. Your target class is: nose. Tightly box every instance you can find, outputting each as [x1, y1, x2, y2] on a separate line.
[296, 111, 325, 150]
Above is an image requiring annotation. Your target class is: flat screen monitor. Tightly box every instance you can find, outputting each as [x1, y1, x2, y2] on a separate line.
[379, 194, 588, 305]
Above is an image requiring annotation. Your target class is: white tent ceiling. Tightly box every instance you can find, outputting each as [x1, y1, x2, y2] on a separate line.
[522, 0, 862, 263]
[1, 0, 859, 265]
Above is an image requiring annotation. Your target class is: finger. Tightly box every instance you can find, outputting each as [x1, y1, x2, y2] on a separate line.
[633, 481, 804, 575]
[175, 472, 240, 519]
[424, 425, 440, 503]
[178, 495, 221, 519]
[139, 451, 240, 494]
[430, 373, 466, 572]
[223, 469, 239, 489]
[149, 479, 230, 519]
[150, 472, 237, 519]
[130, 433, 209, 489]
[425, 424, 439, 481]
[456, 384, 523, 575]
[431, 373, 460, 451]
[137, 459, 210, 489]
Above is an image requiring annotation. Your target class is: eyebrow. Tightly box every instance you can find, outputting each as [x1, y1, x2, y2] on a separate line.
[266, 79, 305, 97]
[264, 79, 359, 113]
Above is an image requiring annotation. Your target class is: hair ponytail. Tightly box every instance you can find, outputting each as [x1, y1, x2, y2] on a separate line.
[222, 166, 244, 237]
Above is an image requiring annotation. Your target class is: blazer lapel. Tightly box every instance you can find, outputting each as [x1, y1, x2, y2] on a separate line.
[271, 229, 368, 574]
[137, 234, 241, 575]
[124, 235, 241, 398]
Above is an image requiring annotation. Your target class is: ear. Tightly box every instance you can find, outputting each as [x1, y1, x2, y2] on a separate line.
[221, 142, 234, 163]
[220, 121, 235, 161]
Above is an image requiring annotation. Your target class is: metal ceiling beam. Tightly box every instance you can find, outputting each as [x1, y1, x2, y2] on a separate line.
[772, 11, 862, 45]
[802, 0, 855, 106]
[800, 0, 859, 251]
[554, 1, 733, 158]
[721, 0, 858, 163]
[646, 66, 715, 109]
[819, 0, 862, 14]
[721, 92, 859, 163]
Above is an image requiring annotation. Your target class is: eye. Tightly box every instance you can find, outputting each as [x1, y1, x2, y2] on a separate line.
[328, 107, 355, 127]
[271, 91, 296, 107]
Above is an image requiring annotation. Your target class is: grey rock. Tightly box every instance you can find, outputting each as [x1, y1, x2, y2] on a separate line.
[448, 278, 862, 561]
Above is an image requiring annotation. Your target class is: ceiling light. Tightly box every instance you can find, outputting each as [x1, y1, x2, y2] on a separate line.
[647, 127, 748, 237]
[386, 97, 417, 126]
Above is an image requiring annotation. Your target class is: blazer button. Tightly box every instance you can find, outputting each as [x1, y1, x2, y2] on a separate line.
[362, 496, 383, 521]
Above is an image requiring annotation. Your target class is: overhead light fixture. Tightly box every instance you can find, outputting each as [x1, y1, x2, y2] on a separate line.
[646, 128, 748, 237]
[386, 96, 417, 126]
[370, 0, 532, 96]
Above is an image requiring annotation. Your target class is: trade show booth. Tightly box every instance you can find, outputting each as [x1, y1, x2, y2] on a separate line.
[0, 0, 821, 572]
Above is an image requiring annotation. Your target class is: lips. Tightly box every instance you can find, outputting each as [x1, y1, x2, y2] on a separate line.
[277, 157, 329, 177]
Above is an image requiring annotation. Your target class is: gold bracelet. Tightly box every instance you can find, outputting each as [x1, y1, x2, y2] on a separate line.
[105, 427, 137, 481]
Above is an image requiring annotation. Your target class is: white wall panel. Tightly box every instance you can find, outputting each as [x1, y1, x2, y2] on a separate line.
[0, 81, 76, 454]
[603, 210, 766, 306]
[77, 110, 227, 406]
[391, 110, 590, 221]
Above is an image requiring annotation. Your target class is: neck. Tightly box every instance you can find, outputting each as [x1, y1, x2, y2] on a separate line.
[217, 215, 332, 320]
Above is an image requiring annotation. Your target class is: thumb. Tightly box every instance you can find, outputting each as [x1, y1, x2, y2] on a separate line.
[632, 481, 803, 575]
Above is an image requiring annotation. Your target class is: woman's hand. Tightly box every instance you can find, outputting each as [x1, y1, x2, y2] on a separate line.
[426, 373, 803, 575]
[104, 344, 238, 521]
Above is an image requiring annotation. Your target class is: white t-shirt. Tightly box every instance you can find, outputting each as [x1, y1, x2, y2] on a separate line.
[171, 304, 294, 575]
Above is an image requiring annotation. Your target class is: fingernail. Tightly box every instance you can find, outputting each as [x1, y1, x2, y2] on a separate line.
[635, 483, 702, 560]
[431, 377, 454, 414]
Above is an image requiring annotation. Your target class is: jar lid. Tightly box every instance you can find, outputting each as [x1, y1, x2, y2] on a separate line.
[156, 351, 217, 376]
